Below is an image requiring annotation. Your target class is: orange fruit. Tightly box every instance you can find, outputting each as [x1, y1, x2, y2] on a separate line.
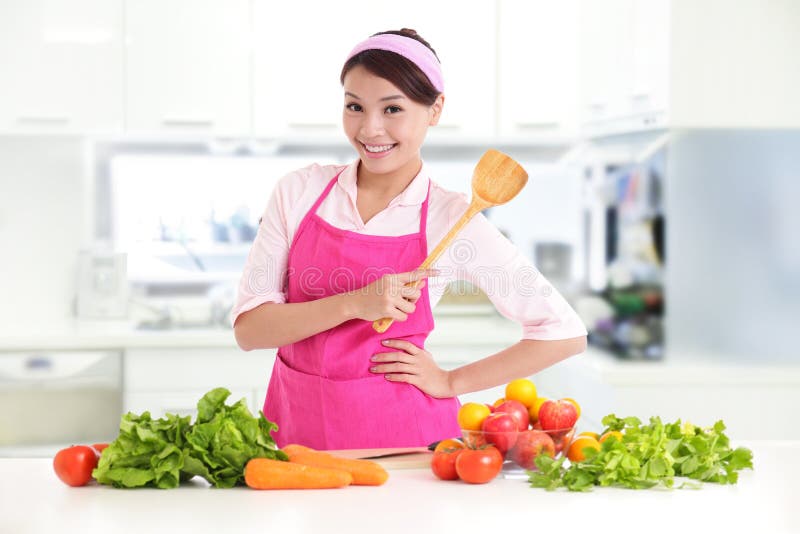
[563, 397, 581, 419]
[504, 378, 538, 408]
[457, 402, 491, 431]
[578, 431, 600, 440]
[599, 430, 624, 444]
[528, 396, 548, 424]
[492, 397, 506, 409]
[566, 436, 601, 462]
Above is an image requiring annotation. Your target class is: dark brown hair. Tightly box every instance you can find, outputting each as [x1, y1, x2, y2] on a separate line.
[340, 28, 441, 106]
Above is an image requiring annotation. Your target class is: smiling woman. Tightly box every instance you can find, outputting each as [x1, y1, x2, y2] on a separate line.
[231, 27, 587, 451]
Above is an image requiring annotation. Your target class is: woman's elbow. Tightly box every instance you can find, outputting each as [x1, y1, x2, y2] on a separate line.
[233, 314, 265, 351]
[234, 323, 254, 351]
[566, 335, 587, 356]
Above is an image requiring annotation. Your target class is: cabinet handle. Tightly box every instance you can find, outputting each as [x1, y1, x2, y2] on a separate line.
[161, 117, 215, 128]
[514, 121, 559, 130]
[433, 124, 461, 131]
[630, 92, 651, 101]
[16, 116, 71, 125]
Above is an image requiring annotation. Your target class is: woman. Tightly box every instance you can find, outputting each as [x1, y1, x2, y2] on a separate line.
[232, 29, 587, 449]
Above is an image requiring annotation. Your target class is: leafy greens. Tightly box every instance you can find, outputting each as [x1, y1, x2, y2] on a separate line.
[529, 414, 754, 492]
[93, 387, 287, 489]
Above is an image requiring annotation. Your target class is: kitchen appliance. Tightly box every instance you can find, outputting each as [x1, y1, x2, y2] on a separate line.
[580, 135, 667, 360]
[534, 242, 573, 290]
[76, 248, 129, 319]
[0, 350, 123, 457]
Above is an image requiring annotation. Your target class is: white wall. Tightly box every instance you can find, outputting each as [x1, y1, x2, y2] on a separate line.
[0, 136, 88, 329]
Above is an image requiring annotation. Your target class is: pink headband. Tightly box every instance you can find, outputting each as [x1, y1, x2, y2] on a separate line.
[346, 34, 444, 93]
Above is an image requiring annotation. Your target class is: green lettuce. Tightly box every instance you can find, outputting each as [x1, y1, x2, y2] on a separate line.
[92, 411, 192, 489]
[92, 387, 287, 489]
[183, 387, 287, 488]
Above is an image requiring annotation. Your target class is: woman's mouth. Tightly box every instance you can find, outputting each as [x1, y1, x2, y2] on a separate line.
[361, 142, 397, 158]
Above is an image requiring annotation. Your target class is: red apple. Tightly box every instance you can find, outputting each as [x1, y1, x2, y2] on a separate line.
[485, 403, 495, 413]
[508, 430, 556, 469]
[494, 400, 529, 432]
[480, 412, 518, 455]
[538, 399, 578, 431]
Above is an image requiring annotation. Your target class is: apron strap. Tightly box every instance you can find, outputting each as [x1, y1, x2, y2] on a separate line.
[418, 180, 431, 236]
[310, 170, 343, 216]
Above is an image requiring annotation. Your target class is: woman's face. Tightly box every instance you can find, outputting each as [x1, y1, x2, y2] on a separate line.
[342, 65, 443, 182]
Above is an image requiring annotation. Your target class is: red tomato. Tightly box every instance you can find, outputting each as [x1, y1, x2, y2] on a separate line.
[53, 445, 98, 487]
[91, 443, 109, 454]
[455, 446, 504, 484]
[431, 440, 465, 480]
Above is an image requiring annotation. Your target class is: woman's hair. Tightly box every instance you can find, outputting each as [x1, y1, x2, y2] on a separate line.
[340, 28, 441, 106]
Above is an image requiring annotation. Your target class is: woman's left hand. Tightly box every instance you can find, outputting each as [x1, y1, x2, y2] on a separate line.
[370, 339, 455, 398]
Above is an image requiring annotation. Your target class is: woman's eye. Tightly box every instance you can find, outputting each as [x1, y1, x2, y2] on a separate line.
[346, 103, 362, 112]
[385, 106, 402, 114]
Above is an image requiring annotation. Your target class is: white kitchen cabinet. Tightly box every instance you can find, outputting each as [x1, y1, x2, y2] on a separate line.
[0, 0, 124, 135]
[497, 0, 579, 141]
[252, 0, 496, 141]
[123, 347, 276, 418]
[578, 0, 670, 136]
[387, 0, 497, 141]
[124, 0, 251, 138]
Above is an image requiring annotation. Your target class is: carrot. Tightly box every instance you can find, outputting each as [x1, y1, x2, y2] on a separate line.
[282, 443, 315, 457]
[244, 458, 353, 490]
[287, 451, 389, 486]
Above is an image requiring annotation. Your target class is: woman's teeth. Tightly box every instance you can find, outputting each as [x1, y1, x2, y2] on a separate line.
[363, 143, 395, 153]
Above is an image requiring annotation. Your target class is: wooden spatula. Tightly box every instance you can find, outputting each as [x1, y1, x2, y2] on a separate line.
[372, 149, 528, 333]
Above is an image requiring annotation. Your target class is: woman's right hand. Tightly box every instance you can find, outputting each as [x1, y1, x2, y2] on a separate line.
[345, 269, 439, 322]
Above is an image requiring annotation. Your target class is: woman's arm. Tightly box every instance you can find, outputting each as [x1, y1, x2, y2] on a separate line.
[234, 270, 436, 350]
[234, 294, 353, 351]
[446, 336, 587, 396]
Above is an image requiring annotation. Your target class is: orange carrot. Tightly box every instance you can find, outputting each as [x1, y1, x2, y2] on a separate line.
[244, 458, 352, 490]
[282, 443, 315, 457]
[287, 451, 389, 486]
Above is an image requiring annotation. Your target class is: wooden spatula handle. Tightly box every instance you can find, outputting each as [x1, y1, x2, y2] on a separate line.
[372, 202, 486, 333]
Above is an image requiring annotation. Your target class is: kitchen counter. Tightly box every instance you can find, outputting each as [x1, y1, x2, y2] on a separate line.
[0, 314, 523, 353]
[0, 441, 796, 534]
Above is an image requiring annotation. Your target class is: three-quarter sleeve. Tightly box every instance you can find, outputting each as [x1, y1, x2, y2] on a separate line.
[436, 203, 588, 341]
[229, 177, 292, 326]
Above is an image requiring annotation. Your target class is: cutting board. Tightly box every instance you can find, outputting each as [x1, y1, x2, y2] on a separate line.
[327, 447, 432, 470]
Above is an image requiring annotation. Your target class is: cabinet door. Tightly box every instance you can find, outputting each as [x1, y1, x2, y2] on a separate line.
[252, 0, 354, 139]
[579, 0, 670, 135]
[124, 0, 250, 137]
[497, 0, 579, 140]
[253, 0, 496, 141]
[629, 0, 670, 123]
[123, 347, 276, 416]
[370, 0, 497, 140]
[579, 0, 634, 129]
[125, 389, 256, 420]
[0, 0, 123, 134]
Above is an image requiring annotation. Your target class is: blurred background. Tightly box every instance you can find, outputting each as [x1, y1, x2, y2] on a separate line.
[1, 0, 798, 455]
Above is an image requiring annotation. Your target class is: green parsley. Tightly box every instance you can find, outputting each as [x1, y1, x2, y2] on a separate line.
[528, 414, 754, 491]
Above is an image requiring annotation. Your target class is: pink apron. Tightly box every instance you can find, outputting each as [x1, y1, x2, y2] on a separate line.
[263, 171, 462, 450]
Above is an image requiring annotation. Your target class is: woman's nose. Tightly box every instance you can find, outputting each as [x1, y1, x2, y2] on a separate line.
[360, 111, 385, 137]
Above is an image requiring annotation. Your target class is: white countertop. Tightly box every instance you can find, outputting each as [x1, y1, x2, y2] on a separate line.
[0, 441, 796, 534]
[0, 314, 524, 351]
